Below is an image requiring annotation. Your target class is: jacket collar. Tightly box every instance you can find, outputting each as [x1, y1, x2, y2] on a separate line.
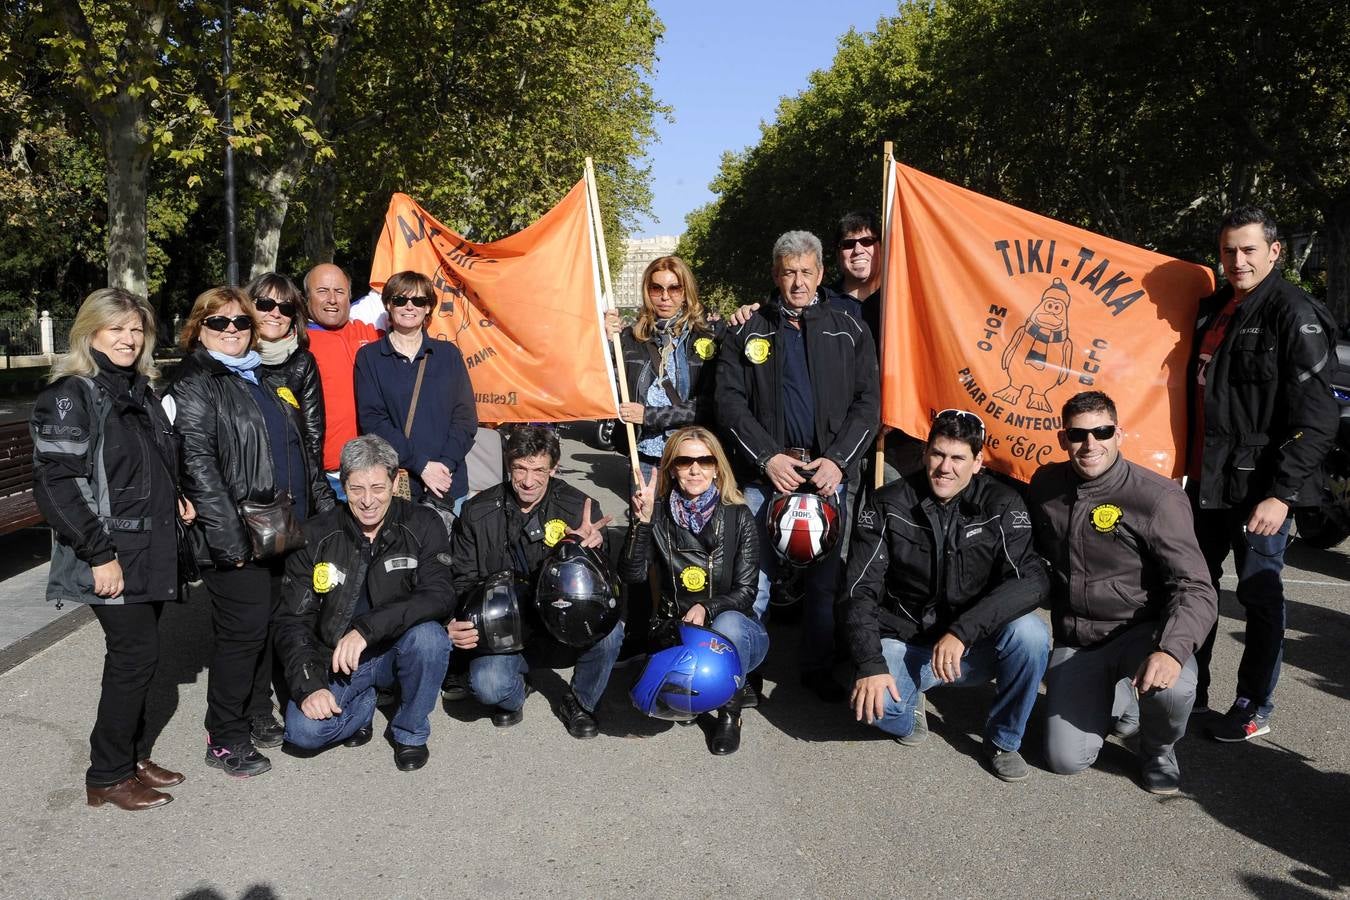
[1072, 453, 1129, 498]
[764, 289, 830, 324]
[378, 332, 433, 361]
[338, 495, 410, 546]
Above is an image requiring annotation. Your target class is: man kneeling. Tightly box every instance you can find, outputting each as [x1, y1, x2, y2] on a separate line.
[276, 435, 454, 771]
[842, 410, 1050, 781]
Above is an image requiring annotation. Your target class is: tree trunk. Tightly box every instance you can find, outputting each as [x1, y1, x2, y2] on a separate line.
[100, 101, 151, 296]
[301, 162, 337, 265]
[248, 160, 302, 278]
[1323, 195, 1350, 331]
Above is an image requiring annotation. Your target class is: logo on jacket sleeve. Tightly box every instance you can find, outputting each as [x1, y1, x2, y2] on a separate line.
[1091, 504, 1122, 533]
[694, 337, 716, 360]
[744, 337, 771, 365]
[276, 386, 300, 408]
[56, 397, 73, 420]
[312, 562, 346, 593]
[680, 565, 708, 592]
[544, 518, 567, 547]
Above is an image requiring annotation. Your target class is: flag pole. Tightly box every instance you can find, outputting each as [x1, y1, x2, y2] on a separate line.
[584, 157, 642, 483]
[874, 140, 894, 490]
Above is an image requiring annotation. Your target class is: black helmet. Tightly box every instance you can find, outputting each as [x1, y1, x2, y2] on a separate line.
[535, 537, 621, 648]
[459, 571, 525, 654]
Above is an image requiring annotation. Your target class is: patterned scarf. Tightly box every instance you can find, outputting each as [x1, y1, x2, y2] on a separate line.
[669, 484, 719, 535]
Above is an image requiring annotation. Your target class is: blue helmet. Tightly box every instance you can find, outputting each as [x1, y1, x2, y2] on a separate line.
[630, 623, 743, 721]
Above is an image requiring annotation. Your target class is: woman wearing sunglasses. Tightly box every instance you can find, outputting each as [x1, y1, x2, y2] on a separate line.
[354, 270, 477, 529]
[165, 286, 329, 778]
[605, 256, 722, 476]
[620, 426, 767, 755]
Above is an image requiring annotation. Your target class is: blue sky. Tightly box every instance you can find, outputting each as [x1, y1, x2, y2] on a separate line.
[631, 1, 900, 238]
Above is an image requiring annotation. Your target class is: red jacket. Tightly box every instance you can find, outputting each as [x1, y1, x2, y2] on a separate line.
[308, 320, 380, 470]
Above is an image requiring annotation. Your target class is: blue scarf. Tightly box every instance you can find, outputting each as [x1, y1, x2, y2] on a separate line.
[669, 485, 719, 535]
[208, 348, 262, 385]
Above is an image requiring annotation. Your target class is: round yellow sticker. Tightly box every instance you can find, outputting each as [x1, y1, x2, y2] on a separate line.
[544, 518, 568, 547]
[744, 337, 771, 365]
[694, 337, 716, 360]
[680, 565, 708, 592]
[276, 386, 300, 408]
[312, 562, 336, 593]
[1091, 503, 1123, 533]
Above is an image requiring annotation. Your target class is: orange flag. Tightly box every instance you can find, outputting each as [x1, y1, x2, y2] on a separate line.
[882, 163, 1215, 482]
[369, 181, 619, 423]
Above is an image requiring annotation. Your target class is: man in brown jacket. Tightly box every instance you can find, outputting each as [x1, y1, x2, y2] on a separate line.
[1028, 391, 1217, 794]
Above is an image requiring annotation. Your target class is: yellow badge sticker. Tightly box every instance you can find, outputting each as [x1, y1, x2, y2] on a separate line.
[744, 337, 771, 365]
[312, 562, 337, 593]
[694, 337, 716, 360]
[1091, 503, 1123, 533]
[276, 386, 300, 408]
[544, 518, 568, 547]
[680, 565, 708, 592]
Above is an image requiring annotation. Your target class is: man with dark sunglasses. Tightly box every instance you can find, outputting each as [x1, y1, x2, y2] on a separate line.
[843, 409, 1049, 781]
[1028, 391, 1217, 794]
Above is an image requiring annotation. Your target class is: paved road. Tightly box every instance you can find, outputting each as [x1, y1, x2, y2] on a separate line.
[1, 428, 1347, 899]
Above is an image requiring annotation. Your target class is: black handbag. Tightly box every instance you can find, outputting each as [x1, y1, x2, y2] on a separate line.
[175, 515, 201, 584]
[237, 491, 306, 560]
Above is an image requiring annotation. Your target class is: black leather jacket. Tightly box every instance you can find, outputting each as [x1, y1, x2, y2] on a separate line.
[619, 500, 757, 622]
[166, 347, 331, 567]
[275, 499, 455, 699]
[616, 320, 724, 444]
[260, 346, 327, 482]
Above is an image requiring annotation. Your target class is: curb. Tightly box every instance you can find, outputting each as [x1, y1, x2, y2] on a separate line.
[0, 605, 93, 677]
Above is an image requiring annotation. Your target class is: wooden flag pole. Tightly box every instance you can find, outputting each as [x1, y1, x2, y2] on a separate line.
[584, 157, 642, 482]
[874, 140, 894, 490]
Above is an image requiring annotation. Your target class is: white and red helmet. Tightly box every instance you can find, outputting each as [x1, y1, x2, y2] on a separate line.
[766, 492, 841, 568]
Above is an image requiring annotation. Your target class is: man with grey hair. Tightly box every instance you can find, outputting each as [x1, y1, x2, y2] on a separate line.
[275, 434, 455, 771]
[715, 230, 880, 701]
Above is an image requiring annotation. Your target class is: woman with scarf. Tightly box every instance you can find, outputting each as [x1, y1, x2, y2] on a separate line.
[32, 288, 195, 810]
[605, 256, 722, 476]
[620, 426, 767, 755]
[165, 286, 328, 778]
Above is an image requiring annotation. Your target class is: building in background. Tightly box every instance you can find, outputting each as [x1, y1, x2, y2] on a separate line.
[615, 236, 679, 312]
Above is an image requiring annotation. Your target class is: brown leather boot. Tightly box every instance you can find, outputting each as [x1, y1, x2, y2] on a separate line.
[86, 776, 172, 810]
[135, 759, 185, 788]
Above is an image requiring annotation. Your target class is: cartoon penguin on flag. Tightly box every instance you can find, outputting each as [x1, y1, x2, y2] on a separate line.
[994, 277, 1075, 413]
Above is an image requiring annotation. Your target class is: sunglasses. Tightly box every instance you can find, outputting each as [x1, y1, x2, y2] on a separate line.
[647, 283, 685, 299]
[672, 454, 716, 470]
[390, 295, 434, 309]
[1065, 424, 1118, 443]
[203, 315, 254, 333]
[253, 298, 296, 317]
[936, 407, 986, 437]
[839, 236, 879, 251]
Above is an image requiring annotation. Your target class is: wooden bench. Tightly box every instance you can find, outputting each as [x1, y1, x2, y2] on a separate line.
[0, 420, 43, 536]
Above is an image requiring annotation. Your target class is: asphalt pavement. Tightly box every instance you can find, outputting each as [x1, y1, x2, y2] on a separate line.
[1, 426, 1347, 899]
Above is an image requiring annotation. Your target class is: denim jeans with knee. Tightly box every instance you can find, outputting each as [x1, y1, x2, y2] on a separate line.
[284, 621, 451, 749]
[1191, 506, 1290, 717]
[867, 612, 1049, 752]
[470, 619, 625, 713]
[742, 480, 845, 675]
[709, 610, 769, 675]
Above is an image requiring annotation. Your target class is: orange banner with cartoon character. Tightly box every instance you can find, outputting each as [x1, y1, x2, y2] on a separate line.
[882, 162, 1215, 481]
[369, 182, 619, 423]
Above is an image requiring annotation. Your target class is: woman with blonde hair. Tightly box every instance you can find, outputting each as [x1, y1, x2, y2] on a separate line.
[620, 426, 767, 755]
[32, 287, 194, 810]
[605, 256, 722, 475]
[165, 285, 328, 777]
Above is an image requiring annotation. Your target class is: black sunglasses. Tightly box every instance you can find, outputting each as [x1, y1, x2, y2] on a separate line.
[203, 315, 254, 332]
[672, 454, 716, 469]
[1065, 424, 1118, 443]
[390, 294, 434, 309]
[839, 236, 878, 251]
[253, 298, 296, 317]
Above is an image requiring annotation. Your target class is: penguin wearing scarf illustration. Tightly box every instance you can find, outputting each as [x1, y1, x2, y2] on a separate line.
[994, 277, 1074, 413]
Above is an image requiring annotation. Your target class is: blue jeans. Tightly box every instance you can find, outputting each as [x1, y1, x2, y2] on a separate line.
[283, 621, 451, 748]
[470, 620, 625, 713]
[710, 610, 769, 675]
[866, 613, 1050, 752]
[1192, 507, 1290, 717]
[742, 480, 845, 674]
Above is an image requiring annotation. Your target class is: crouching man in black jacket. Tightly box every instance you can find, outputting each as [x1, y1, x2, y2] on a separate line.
[842, 410, 1049, 782]
[276, 434, 454, 771]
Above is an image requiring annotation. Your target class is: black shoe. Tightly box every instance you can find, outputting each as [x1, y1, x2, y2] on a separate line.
[742, 672, 762, 709]
[708, 689, 744, 756]
[440, 670, 470, 702]
[392, 741, 429, 771]
[800, 669, 847, 703]
[249, 714, 285, 749]
[204, 740, 271, 778]
[342, 724, 373, 748]
[560, 691, 599, 739]
[490, 706, 524, 727]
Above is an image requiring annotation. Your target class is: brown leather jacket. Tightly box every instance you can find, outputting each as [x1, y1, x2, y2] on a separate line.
[1027, 456, 1217, 663]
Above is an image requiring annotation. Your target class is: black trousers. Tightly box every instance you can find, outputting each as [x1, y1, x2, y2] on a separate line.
[245, 560, 287, 721]
[88, 602, 165, 787]
[201, 563, 275, 746]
